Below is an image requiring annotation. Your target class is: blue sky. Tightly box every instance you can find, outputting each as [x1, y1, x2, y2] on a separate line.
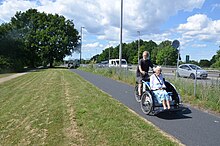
[0, 0, 220, 61]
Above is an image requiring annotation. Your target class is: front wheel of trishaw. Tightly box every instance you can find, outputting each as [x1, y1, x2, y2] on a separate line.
[140, 91, 153, 115]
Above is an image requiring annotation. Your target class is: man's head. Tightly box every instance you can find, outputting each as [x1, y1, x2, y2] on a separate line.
[142, 51, 149, 60]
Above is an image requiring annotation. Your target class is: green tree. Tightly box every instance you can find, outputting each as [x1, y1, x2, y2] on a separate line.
[154, 40, 178, 65]
[199, 59, 211, 67]
[188, 60, 199, 65]
[156, 46, 178, 65]
[211, 50, 220, 68]
[10, 9, 79, 67]
[0, 23, 26, 72]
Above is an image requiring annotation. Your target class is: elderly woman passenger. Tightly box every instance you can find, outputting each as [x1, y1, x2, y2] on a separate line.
[150, 66, 171, 110]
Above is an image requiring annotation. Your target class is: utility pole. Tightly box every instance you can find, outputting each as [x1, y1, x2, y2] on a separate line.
[119, 0, 123, 67]
[109, 46, 110, 61]
[80, 26, 84, 64]
[137, 31, 140, 63]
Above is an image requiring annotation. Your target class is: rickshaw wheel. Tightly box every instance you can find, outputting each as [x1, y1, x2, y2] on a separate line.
[140, 91, 153, 115]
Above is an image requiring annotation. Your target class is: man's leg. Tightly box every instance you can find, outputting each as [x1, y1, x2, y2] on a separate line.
[138, 83, 142, 96]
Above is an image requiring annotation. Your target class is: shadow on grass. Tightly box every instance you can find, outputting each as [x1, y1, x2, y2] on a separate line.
[155, 107, 192, 120]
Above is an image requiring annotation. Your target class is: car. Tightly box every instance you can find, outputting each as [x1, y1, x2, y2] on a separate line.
[176, 64, 208, 79]
[97, 61, 109, 68]
[109, 59, 128, 68]
[68, 59, 80, 69]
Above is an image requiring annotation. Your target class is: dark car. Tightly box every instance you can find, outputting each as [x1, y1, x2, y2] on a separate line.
[97, 61, 109, 68]
[68, 59, 80, 69]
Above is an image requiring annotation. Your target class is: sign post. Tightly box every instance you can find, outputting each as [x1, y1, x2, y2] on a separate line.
[172, 40, 180, 78]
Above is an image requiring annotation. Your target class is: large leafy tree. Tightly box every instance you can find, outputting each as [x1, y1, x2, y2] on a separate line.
[155, 40, 178, 65]
[0, 23, 26, 72]
[10, 9, 79, 67]
[156, 46, 178, 65]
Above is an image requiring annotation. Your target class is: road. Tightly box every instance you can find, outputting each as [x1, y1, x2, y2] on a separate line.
[128, 67, 220, 86]
[71, 69, 220, 146]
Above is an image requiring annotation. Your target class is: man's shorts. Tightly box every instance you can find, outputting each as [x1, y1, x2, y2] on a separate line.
[136, 75, 149, 84]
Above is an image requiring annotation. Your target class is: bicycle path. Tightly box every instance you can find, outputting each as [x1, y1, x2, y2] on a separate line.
[0, 73, 27, 84]
[71, 69, 220, 146]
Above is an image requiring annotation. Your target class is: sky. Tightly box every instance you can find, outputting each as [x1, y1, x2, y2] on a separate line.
[0, 0, 220, 61]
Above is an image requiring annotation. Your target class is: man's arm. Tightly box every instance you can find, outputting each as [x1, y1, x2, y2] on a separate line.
[139, 65, 145, 75]
[149, 60, 154, 68]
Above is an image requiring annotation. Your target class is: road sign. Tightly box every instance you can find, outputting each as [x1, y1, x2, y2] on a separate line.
[186, 55, 190, 63]
[172, 40, 180, 49]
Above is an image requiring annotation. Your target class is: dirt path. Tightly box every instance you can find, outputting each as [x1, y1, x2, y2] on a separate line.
[0, 73, 27, 84]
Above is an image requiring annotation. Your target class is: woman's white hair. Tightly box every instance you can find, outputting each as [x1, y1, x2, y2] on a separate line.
[153, 66, 162, 72]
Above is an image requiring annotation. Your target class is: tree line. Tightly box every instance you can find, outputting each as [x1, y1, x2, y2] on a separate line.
[0, 9, 79, 73]
[91, 40, 220, 68]
[91, 40, 178, 65]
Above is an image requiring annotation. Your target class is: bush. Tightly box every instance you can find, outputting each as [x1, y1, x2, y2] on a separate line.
[0, 56, 24, 73]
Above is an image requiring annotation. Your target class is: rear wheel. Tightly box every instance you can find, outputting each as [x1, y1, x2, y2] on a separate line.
[134, 84, 141, 102]
[140, 91, 153, 115]
[190, 73, 195, 79]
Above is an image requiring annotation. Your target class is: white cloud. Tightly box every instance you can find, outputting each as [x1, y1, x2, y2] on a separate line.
[83, 42, 105, 53]
[84, 42, 100, 48]
[0, 0, 205, 41]
[191, 44, 207, 48]
[0, 0, 37, 21]
[178, 14, 210, 31]
[177, 14, 220, 43]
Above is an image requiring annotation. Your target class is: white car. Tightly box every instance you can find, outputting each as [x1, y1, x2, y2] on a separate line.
[177, 64, 208, 79]
[109, 59, 128, 68]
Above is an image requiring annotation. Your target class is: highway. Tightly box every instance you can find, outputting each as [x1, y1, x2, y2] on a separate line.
[128, 66, 220, 86]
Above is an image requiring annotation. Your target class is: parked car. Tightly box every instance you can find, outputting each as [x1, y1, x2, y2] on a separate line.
[97, 61, 109, 68]
[176, 64, 208, 79]
[68, 59, 80, 69]
[109, 59, 128, 68]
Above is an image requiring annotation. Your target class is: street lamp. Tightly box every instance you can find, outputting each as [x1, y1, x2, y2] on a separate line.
[109, 45, 111, 61]
[137, 31, 140, 63]
[119, 0, 123, 67]
[80, 26, 85, 64]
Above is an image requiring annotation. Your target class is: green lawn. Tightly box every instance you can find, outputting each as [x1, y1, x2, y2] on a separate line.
[0, 68, 181, 145]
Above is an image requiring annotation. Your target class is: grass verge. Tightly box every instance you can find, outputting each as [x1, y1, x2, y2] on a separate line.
[0, 68, 180, 145]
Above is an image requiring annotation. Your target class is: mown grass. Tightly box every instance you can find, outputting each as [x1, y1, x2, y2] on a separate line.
[0, 68, 180, 145]
[79, 65, 220, 113]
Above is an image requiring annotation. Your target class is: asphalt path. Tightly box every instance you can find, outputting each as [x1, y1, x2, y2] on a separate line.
[70, 69, 220, 146]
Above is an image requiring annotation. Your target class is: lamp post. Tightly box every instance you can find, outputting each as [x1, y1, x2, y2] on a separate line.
[109, 45, 111, 61]
[119, 0, 123, 67]
[137, 31, 140, 63]
[80, 26, 85, 64]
